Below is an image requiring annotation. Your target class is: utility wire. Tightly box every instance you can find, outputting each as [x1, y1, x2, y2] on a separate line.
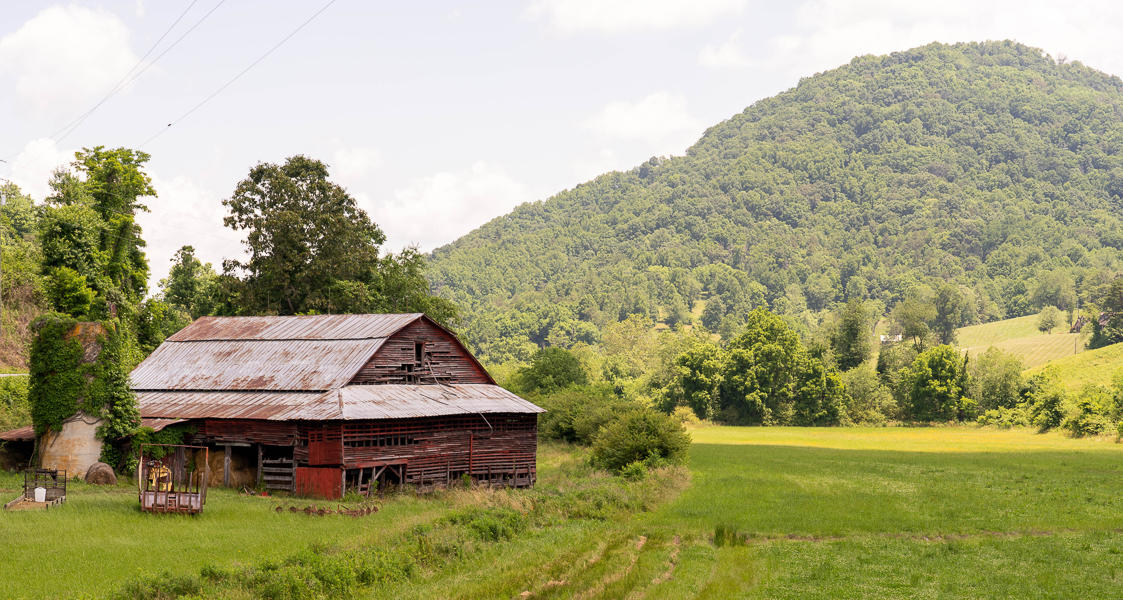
[54, 0, 227, 144]
[139, 0, 339, 149]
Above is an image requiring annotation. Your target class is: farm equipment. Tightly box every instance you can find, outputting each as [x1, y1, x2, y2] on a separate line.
[4, 468, 67, 511]
[138, 444, 209, 514]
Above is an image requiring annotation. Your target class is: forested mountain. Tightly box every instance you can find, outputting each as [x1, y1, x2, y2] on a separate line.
[429, 41, 1123, 363]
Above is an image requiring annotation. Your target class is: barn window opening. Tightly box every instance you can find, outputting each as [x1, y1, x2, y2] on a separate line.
[344, 435, 415, 448]
[414, 342, 425, 364]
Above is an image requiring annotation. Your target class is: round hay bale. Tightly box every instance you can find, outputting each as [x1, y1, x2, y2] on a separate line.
[85, 462, 117, 485]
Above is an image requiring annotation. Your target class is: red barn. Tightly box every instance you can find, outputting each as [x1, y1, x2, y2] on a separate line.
[129, 313, 542, 498]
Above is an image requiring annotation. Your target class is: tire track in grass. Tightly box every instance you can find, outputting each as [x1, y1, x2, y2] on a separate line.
[518, 532, 621, 599]
[714, 527, 1123, 546]
[570, 536, 647, 600]
[621, 534, 681, 600]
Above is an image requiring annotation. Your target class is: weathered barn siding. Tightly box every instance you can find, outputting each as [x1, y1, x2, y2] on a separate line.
[348, 319, 491, 385]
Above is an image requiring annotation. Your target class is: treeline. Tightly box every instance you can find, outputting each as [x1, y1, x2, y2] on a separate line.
[505, 290, 1123, 438]
[429, 41, 1123, 365]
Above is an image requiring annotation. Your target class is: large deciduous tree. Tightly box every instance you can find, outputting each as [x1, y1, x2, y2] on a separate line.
[221, 155, 457, 324]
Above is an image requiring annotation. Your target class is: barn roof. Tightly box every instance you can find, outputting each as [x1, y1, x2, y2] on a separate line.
[132, 314, 427, 392]
[129, 313, 536, 422]
[167, 313, 424, 342]
[137, 385, 543, 421]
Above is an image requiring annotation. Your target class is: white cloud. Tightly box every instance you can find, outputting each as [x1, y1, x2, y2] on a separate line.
[136, 173, 243, 292]
[372, 162, 531, 252]
[584, 91, 702, 146]
[7, 138, 74, 201]
[0, 5, 138, 118]
[330, 146, 384, 185]
[761, 0, 1123, 81]
[527, 0, 747, 34]
[699, 30, 752, 69]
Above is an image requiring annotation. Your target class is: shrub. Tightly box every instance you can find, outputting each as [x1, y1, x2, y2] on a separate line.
[535, 384, 635, 444]
[1025, 368, 1067, 431]
[590, 409, 690, 472]
[977, 406, 1030, 428]
[1062, 385, 1114, 438]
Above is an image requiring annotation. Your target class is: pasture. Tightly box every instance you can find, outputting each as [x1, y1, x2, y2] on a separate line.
[1027, 341, 1123, 392]
[2, 427, 1122, 598]
[957, 314, 1086, 368]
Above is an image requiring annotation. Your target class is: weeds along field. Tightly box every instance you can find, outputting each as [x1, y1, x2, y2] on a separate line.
[3, 428, 1123, 599]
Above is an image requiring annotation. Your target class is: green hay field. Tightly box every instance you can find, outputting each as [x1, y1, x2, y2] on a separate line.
[1027, 341, 1123, 392]
[957, 314, 1086, 368]
[3, 427, 1122, 599]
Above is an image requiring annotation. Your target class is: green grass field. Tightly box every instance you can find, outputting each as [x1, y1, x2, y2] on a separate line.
[1027, 341, 1123, 393]
[3, 427, 1122, 599]
[957, 314, 1086, 368]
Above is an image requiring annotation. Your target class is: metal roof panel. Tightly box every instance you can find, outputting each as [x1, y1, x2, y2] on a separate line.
[167, 314, 423, 341]
[130, 339, 383, 391]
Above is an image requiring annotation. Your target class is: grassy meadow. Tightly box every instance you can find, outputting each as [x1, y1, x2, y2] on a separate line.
[957, 314, 1087, 368]
[2, 427, 1122, 598]
[1027, 341, 1123, 393]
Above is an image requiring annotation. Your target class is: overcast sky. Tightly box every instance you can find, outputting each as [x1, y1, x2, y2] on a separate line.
[3, 0, 1123, 290]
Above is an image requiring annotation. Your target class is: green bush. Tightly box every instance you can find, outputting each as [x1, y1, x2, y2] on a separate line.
[976, 406, 1030, 428]
[590, 409, 690, 473]
[1062, 386, 1114, 438]
[534, 384, 635, 444]
[1025, 368, 1067, 431]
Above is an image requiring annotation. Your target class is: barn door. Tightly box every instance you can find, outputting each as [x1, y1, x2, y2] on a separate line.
[307, 427, 343, 465]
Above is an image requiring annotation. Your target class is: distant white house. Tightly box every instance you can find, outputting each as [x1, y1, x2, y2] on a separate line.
[879, 334, 903, 343]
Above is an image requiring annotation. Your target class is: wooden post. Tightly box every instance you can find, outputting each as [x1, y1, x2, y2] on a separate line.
[256, 444, 263, 488]
[223, 444, 231, 487]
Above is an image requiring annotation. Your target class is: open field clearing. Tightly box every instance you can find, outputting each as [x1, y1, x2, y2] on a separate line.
[3, 427, 1122, 598]
[1027, 341, 1123, 392]
[957, 314, 1086, 368]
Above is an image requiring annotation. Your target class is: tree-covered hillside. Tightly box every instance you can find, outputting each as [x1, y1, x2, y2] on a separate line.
[429, 41, 1123, 362]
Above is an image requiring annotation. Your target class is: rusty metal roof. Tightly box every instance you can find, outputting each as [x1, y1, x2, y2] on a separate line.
[0, 425, 33, 441]
[167, 313, 424, 341]
[136, 385, 542, 421]
[274, 384, 545, 421]
[137, 391, 323, 420]
[130, 338, 384, 391]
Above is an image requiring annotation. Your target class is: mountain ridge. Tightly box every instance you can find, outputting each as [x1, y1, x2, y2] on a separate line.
[429, 41, 1123, 362]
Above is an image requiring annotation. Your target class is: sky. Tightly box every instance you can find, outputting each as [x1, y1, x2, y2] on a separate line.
[3, 0, 1123, 291]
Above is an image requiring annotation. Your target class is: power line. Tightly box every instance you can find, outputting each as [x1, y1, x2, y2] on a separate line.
[139, 0, 339, 149]
[54, 0, 228, 144]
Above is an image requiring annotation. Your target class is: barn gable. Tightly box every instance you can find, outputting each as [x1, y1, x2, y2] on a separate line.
[347, 316, 493, 385]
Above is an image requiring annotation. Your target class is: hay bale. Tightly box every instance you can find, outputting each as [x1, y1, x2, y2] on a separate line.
[85, 461, 117, 485]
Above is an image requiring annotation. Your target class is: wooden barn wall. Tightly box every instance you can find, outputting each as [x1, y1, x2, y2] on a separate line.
[298, 413, 538, 488]
[192, 420, 299, 446]
[348, 319, 491, 385]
